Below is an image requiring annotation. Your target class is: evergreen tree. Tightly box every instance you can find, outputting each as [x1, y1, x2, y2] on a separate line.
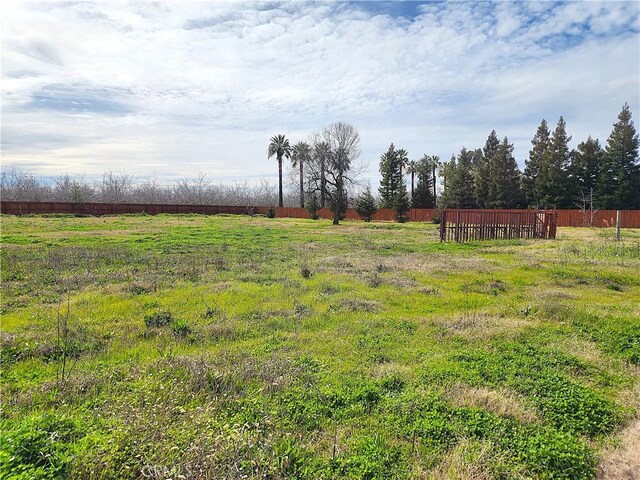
[412, 155, 436, 208]
[306, 192, 320, 220]
[393, 180, 411, 222]
[598, 103, 640, 209]
[476, 130, 499, 208]
[487, 137, 523, 208]
[439, 155, 456, 208]
[537, 117, 573, 208]
[523, 119, 550, 207]
[569, 136, 603, 199]
[440, 148, 477, 208]
[378, 144, 402, 208]
[355, 186, 378, 222]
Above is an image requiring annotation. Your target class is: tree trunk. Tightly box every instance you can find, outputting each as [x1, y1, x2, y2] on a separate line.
[432, 164, 437, 199]
[299, 161, 304, 208]
[278, 155, 283, 208]
[333, 180, 342, 225]
[411, 172, 415, 199]
[320, 157, 326, 208]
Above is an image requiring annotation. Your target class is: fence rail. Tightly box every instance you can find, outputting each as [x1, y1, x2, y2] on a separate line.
[1, 202, 639, 228]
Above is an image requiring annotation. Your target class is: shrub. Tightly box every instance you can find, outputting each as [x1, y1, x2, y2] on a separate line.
[306, 194, 320, 220]
[300, 265, 312, 279]
[266, 206, 276, 218]
[392, 186, 410, 223]
[170, 319, 192, 337]
[355, 187, 378, 222]
[144, 311, 173, 328]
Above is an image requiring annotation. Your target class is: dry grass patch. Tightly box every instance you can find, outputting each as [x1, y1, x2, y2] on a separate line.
[420, 439, 496, 480]
[443, 383, 539, 424]
[371, 362, 411, 379]
[598, 419, 640, 480]
[436, 314, 535, 340]
[396, 253, 498, 275]
[332, 298, 382, 313]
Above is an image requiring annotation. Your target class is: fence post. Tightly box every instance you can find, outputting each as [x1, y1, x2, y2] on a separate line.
[616, 210, 621, 241]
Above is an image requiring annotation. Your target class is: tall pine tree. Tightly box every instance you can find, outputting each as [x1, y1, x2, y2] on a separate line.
[537, 117, 572, 208]
[378, 144, 402, 208]
[393, 180, 411, 222]
[476, 130, 499, 208]
[487, 137, 523, 208]
[412, 155, 436, 208]
[569, 136, 603, 200]
[598, 103, 640, 209]
[523, 119, 551, 207]
[440, 148, 477, 208]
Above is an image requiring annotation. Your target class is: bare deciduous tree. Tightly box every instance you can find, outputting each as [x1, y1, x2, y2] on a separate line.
[1, 169, 48, 201]
[175, 173, 212, 205]
[307, 122, 365, 225]
[575, 188, 598, 227]
[53, 174, 93, 203]
[96, 172, 133, 203]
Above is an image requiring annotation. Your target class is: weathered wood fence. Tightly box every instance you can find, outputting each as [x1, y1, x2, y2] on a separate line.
[439, 209, 557, 242]
[1, 202, 639, 228]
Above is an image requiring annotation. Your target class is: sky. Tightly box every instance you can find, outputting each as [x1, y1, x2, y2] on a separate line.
[2, 0, 639, 186]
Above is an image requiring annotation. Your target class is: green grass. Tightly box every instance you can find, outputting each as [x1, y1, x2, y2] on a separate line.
[1, 214, 639, 479]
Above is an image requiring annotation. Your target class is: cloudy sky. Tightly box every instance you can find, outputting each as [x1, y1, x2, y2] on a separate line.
[2, 0, 639, 185]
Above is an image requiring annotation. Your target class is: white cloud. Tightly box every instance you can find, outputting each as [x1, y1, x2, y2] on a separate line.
[1, 0, 639, 182]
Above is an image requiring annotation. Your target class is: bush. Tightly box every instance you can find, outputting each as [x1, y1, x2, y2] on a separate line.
[392, 185, 410, 223]
[170, 319, 192, 337]
[355, 187, 378, 222]
[306, 194, 320, 220]
[144, 311, 173, 328]
[300, 265, 312, 279]
[266, 206, 276, 218]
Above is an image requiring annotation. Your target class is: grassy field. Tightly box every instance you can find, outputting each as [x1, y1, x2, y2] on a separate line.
[1, 214, 639, 479]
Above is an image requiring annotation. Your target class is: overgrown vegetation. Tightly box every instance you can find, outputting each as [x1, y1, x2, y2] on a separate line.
[1, 215, 638, 479]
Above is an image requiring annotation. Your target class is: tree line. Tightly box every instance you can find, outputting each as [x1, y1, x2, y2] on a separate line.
[415, 103, 638, 211]
[3, 104, 638, 222]
[269, 104, 638, 224]
[0, 171, 283, 207]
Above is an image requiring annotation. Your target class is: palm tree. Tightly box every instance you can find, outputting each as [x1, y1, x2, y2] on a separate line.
[397, 148, 409, 177]
[314, 141, 330, 208]
[291, 141, 310, 208]
[268, 134, 291, 208]
[430, 155, 441, 199]
[407, 160, 418, 199]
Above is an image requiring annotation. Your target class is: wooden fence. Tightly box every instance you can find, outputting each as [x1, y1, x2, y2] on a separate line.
[1, 202, 639, 228]
[439, 209, 557, 242]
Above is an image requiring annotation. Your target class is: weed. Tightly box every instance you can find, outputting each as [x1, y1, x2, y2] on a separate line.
[300, 264, 312, 278]
[170, 319, 192, 337]
[144, 311, 173, 328]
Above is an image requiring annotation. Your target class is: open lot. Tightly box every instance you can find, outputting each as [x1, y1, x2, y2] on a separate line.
[1, 214, 639, 479]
